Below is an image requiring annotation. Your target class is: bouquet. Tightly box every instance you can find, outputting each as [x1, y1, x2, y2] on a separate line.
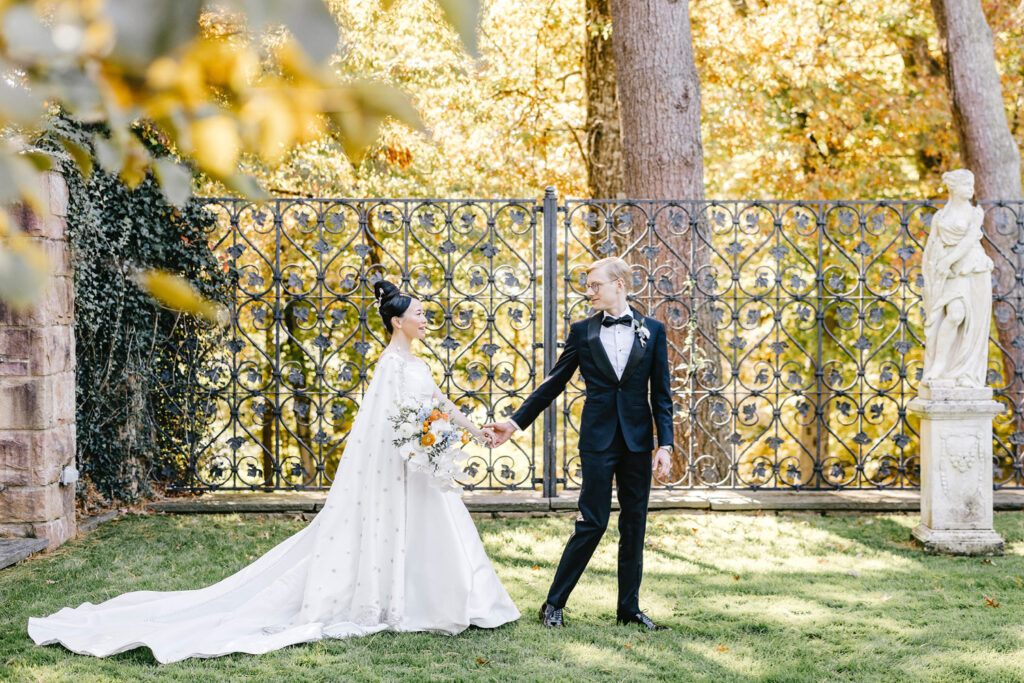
[388, 397, 476, 491]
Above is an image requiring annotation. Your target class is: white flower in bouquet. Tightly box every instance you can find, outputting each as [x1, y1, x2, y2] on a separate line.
[387, 396, 478, 491]
[429, 416, 452, 438]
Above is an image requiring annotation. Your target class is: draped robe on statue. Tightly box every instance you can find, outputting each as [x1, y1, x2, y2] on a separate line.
[922, 204, 993, 387]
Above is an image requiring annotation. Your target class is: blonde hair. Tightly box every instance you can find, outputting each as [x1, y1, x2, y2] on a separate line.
[586, 257, 631, 288]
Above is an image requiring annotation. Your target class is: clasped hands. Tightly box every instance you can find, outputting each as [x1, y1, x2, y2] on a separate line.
[481, 421, 516, 448]
[479, 421, 673, 479]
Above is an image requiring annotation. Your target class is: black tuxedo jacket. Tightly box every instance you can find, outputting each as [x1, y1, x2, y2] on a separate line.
[511, 307, 674, 453]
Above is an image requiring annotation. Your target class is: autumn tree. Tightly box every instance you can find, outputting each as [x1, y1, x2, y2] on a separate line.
[0, 0, 480, 311]
[583, 0, 622, 201]
[930, 0, 1024, 424]
[611, 1, 704, 201]
[606, 0, 733, 479]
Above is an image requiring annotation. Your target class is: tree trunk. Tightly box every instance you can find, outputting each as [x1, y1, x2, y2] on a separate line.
[931, 0, 1024, 444]
[610, 0, 729, 483]
[582, 0, 628, 264]
[610, 0, 704, 201]
[584, 0, 623, 202]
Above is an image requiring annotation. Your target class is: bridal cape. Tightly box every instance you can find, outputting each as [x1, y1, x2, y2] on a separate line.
[28, 350, 520, 663]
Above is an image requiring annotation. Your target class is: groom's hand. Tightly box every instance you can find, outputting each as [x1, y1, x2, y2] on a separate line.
[653, 447, 672, 480]
[482, 421, 516, 447]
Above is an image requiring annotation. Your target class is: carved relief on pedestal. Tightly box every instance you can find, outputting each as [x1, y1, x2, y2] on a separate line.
[944, 431, 981, 473]
[935, 427, 987, 525]
[937, 429, 982, 496]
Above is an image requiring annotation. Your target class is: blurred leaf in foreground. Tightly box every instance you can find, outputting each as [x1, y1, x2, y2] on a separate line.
[136, 269, 227, 324]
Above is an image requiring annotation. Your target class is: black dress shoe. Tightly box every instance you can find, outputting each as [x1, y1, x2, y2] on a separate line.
[616, 611, 669, 630]
[538, 601, 564, 628]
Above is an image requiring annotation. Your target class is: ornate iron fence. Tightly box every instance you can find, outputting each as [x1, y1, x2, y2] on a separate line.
[165, 197, 543, 492]
[164, 192, 1024, 494]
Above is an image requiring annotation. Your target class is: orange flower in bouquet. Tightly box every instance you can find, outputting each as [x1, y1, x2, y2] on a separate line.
[388, 397, 485, 492]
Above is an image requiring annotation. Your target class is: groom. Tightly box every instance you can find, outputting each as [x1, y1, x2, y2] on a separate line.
[485, 256, 674, 630]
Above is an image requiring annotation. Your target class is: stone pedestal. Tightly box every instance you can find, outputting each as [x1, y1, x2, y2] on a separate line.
[909, 384, 1004, 555]
[0, 171, 77, 549]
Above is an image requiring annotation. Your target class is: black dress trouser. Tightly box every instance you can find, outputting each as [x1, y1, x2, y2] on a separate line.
[545, 423, 652, 615]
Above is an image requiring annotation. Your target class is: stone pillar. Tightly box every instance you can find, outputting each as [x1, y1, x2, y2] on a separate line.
[0, 171, 77, 549]
[909, 385, 1004, 555]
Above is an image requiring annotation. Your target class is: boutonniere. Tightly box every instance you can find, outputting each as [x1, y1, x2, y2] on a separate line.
[631, 318, 650, 348]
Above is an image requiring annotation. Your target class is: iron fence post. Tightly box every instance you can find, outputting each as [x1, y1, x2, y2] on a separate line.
[542, 187, 558, 498]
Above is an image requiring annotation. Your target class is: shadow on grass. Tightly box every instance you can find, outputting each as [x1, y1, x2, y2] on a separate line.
[5, 512, 1024, 681]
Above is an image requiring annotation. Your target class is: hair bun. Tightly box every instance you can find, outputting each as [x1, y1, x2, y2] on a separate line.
[372, 279, 414, 334]
[373, 279, 400, 304]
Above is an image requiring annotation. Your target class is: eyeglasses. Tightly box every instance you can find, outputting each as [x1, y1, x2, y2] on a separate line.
[584, 278, 621, 294]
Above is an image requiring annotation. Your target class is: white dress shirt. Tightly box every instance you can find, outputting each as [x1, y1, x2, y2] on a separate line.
[601, 306, 633, 379]
[508, 306, 634, 433]
[504, 305, 670, 453]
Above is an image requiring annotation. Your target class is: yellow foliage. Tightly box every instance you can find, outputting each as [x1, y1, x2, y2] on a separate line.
[135, 269, 226, 323]
[0, 229, 50, 310]
[0, 0, 474, 306]
[191, 116, 242, 178]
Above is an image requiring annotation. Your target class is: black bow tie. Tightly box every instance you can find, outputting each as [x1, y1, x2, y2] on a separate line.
[602, 315, 632, 328]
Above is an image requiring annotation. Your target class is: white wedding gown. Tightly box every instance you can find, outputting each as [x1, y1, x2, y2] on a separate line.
[28, 350, 520, 664]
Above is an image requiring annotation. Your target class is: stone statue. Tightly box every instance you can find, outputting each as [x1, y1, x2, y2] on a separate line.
[911, 168, 1004, 555]
[921, 168, 993, 389]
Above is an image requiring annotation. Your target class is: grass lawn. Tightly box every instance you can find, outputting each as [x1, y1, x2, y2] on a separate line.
[3, 509, 1024, 681]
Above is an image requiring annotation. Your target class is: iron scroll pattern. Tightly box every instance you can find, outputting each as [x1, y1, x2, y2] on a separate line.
[557, 199, 1024, 490]
[166, 197, 542, 492]
[164, 195, 1024, 493]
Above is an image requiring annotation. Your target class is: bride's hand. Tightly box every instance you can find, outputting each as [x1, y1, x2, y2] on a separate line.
[477, 427, 496, 447]
[465, 426, 486, 445]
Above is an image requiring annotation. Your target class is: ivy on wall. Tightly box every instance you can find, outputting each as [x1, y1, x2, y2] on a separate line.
[44, 115, 232, 505]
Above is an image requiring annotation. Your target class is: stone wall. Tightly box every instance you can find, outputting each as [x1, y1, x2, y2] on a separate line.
[0, 171, 77, 549]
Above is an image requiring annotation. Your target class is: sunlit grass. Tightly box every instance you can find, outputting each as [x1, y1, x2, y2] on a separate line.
[3, 511, 1024, 681]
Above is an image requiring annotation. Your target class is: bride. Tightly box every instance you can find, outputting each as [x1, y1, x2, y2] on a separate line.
[28, 280, 521, 664]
